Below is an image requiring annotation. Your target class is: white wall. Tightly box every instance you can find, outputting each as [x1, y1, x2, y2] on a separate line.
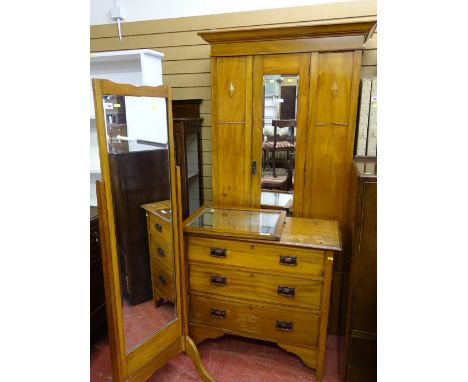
[90, 0, 352, 25]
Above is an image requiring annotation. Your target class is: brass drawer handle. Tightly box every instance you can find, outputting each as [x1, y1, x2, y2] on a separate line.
[157, 247, 165, 257]
[210, 275, 227, 286]
[279, 255, 297, 266]
[154, 223, 162, 232]
[210, 307, 226, 318]
[276, 320, 293, 332]
[210, 247, 227, 258]
[277, 286, 295, 297]
[159, 274, 166, 286]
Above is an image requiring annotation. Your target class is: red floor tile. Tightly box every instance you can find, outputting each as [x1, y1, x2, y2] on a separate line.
[91, 332, 341, 381]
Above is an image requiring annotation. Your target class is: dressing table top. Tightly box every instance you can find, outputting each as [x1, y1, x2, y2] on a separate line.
[184, 206, 341, 251]
[141, 200, 172, 222]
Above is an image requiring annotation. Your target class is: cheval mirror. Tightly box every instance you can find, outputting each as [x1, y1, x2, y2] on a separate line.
[92, 79, 213, 381]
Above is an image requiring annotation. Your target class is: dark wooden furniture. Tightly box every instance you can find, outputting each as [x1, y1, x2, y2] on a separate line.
[341, 156, 377, 381]
[108, 145, 170, 305]
[90, 206, 106, 338]
[172, 99, 204, 220]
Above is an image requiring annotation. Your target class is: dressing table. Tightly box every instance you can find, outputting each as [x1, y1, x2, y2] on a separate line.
[183, 207, 342, 381]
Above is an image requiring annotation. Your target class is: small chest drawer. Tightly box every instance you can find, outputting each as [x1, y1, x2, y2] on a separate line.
[187, 237, 325, 277]
[190, 293, 319, 347]
[149, 213, 173, 243]
[150, 234, 174, 271]
[189, 264, 323, 310]
[150, 257, 175, 302]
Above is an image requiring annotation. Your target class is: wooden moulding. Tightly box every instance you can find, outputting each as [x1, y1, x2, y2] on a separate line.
[199, 22, 377, 43]
[199, 21, 376, 56]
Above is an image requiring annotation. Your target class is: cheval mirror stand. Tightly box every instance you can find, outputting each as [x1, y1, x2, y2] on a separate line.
[93, 78, 214, 382]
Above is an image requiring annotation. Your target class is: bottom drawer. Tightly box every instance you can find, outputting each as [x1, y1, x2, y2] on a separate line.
[151, 257, 175, 303]
[190, 293, 319, 347]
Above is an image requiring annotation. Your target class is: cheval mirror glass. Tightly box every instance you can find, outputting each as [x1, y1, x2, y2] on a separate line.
[102, 90, 175, 353]
[261, 75, 298, 211]
[93, 79, 213, 382]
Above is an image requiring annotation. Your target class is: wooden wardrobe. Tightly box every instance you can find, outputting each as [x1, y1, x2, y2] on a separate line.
[199, 21, 376, 332]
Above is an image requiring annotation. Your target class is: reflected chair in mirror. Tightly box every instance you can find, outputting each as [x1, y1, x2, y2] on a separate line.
[261, 157, 294, 191]
[262, 119, 296, 177]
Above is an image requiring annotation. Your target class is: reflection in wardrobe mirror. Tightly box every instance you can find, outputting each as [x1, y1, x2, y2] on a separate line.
[102, 94, 177, 353]
[261, 75, 298, 209]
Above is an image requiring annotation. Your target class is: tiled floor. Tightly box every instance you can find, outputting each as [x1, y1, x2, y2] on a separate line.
[122, 299, 176, 351]
[91, 331, 341, 381]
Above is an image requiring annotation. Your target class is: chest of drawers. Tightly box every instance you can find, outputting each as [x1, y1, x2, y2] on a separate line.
[183, 207, 342, 381]
[141, 200, 175, 307]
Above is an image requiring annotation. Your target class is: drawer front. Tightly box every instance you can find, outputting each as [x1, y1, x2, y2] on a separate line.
[187, 237, 325, 277]
[189, 264, 323, 310]
[190, 293, 319, 347]
[149, 213, 173, 243]
[150, 256, 175, 302]
[150, 234, 174, 271]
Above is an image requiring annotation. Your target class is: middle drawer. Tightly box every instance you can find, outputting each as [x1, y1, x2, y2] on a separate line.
[150, 234, 174, 271]
[189, 263, 323, 310]
[150, 255, 175, 303]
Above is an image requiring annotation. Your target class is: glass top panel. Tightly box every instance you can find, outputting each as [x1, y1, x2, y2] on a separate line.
[261, 191, 293, 208]
[187, 208, 282, 237]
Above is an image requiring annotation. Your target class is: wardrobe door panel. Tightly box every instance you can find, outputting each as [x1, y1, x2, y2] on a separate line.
[212, 56, 253, 207]
[215, 57, 247, 122]
[303, 51, 360, 224]
[315, 52, 354, 125]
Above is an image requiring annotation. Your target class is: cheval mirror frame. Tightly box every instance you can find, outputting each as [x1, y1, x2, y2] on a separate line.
[93, 79, 214, 382]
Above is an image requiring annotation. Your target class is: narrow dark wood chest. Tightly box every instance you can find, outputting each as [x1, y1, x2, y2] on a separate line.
[172, 99, 204, 220]
[342, 157, 377, 381]
[90, 207, 106, 338]
[108, 147, 170, 305]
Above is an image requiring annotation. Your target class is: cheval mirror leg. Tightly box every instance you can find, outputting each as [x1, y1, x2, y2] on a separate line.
[184, 336, 215, 382]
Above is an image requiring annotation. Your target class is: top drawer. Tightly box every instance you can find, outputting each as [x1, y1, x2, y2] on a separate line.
[187, 236, 325, 277]
[149, 213, 173, 243]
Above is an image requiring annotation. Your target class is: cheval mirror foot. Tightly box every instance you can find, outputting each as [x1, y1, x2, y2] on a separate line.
[93, 79, 214, 382]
